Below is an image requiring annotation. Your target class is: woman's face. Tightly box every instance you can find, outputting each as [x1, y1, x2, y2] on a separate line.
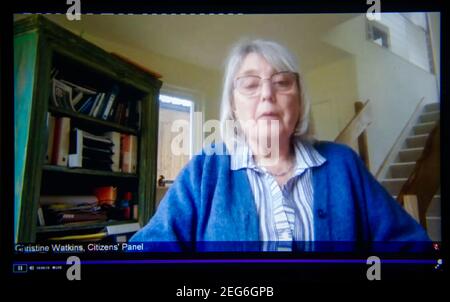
[232, 52, 301, 147]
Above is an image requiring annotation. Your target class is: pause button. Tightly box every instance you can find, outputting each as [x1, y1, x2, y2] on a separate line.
[13, 264, 28, 273]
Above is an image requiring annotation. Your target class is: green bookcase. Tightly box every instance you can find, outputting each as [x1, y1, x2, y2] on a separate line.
[14, 15, 162, 243]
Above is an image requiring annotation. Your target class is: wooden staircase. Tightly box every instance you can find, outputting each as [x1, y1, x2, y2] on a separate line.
[380, 102, 440, 241]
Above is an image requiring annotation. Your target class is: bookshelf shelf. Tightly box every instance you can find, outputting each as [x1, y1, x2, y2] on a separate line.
[14, 15, 162, 243]
[48, 105, 138, 135]
[37, 220, 138, 234]
[43, 165, 138, 178]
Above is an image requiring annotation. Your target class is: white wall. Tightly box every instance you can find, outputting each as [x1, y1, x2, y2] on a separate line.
[323, 14, 439, 174]
[305, 56, 359, 142]
[428, 12, 441, 93]
[376, 13, 430, 72]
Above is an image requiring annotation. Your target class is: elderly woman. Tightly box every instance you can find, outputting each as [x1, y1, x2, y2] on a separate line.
[131, 39, 430, 251]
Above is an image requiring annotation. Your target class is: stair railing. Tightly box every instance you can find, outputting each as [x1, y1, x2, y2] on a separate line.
[335, 100, 371, 169]
[397, 120, 440, 228]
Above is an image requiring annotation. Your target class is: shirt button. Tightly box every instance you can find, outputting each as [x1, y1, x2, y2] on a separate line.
[318, 209, 326, 218]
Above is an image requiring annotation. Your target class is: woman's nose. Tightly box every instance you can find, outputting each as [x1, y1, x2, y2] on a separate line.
[259, 79, 276, 102]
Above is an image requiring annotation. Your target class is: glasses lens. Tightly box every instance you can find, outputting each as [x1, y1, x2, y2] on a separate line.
[272, 72, 296, 91]
[236, 76, 260, 95]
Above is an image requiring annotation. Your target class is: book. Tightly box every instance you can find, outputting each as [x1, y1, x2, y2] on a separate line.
[132, 203, 138, 220]
[57, 211, 108, 224]
[51, 117, 71, 166]
[37, 207, 46, 226]
[128, 100, 138, 128]
[40, 195, 98, 206]
[124, 100, 131, 125]
[43, 203, 107, 225]
[104, 131, 121, 172]
[60, 79, 97, 95]
[101, 85, 119, 120]
[71, 91, 84, 108]
[89, 93, 102, 116]
[114, 102, 126, 124]
[92, 93, 106, 117]
[77, 96, 94, 113]
[121, 134, 138, 173]
[137, 100, 142, 129]
[45, 113, 56, 164]
[107, 96, 120, 121]
[68, 128, 83, 168]
[52, 79, 73, 110]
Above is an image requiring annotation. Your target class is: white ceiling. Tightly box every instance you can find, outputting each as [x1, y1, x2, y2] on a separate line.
[40, 14, 356, 72]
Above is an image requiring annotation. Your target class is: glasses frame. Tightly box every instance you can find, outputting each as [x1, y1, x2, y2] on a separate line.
[234, 71, 299, 96]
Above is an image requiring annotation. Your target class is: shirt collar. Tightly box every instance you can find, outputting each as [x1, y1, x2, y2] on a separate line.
[230, 138, 326, 173]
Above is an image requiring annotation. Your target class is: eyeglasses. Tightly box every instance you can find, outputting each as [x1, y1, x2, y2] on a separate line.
[234, 71, 298, 96]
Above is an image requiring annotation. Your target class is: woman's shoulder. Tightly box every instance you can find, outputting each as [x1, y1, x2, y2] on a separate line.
[187, 142, 231, 169]
[313, 140, 361, 163]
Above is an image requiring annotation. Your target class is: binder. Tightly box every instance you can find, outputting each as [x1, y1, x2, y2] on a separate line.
[45, 113, 56, 164]
[101, 85, 119, 120]
[51, 116, 71, 166]
[121, 134, 138, 173]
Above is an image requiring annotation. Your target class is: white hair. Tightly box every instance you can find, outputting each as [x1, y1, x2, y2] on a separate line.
[219, 39, 314, 148]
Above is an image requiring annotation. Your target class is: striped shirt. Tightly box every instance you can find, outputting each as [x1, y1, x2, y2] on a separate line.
[230, 139, 326, 251]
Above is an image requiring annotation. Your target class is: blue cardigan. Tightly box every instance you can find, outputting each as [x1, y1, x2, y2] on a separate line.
[131, 141, 430, 252]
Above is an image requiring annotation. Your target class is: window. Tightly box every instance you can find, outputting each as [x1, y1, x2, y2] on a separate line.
[367, 13, 433, 73]
[157, 94, 193, 182]
[367, 21, 390, 49]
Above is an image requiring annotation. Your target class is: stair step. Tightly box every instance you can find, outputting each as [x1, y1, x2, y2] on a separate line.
[413, 121, 436, 135]
[424, 102, 440, 112]
[388, 162, 415, 178]
[426, 217, 441, 242]
[382, 178, 407, 196]
[405, 134, 429, 148]
[397, 147, 423, 162]
[420, 111, 440, 123]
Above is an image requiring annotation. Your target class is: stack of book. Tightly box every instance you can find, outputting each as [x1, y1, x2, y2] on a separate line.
[69, 129, 121, 171]
[50, 76, 141, 128]
[39, 195, 107, 226]
[43, 203, 108, 225]
[51, 78, 118, 120]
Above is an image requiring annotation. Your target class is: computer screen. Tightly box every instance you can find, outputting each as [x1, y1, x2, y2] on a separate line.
[3, 0, 446, 290]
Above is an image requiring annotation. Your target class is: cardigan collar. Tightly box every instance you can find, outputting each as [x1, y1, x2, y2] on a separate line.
[229, 138, 326, 175]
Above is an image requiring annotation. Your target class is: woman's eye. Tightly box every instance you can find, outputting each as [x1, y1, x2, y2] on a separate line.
[274, 80, 290, 87]
[241, 79, 259, 89]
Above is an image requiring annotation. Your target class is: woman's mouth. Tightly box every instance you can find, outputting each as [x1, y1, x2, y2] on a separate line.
[258, 112, 279, 120]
